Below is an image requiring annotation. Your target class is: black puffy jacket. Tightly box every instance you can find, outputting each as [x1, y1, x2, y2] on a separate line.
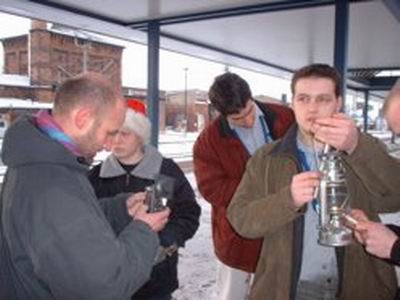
[88, 145, 201, 299]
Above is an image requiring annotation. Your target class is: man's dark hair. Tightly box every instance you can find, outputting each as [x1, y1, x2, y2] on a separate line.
[291, 64, 342, 98]
[53, 72, 122, 117]
[208, 72, 252, 116]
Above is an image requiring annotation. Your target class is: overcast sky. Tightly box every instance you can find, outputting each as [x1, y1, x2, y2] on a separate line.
[0, 12, 291, 99]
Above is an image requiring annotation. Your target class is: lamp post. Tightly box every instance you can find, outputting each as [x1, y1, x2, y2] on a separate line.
[184, 67, 188, 136]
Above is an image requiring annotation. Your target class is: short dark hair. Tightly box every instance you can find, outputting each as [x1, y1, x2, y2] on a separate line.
[53, 72, 122, 117]
[291, 64, 342, 98]
[208, 72, 252, 116]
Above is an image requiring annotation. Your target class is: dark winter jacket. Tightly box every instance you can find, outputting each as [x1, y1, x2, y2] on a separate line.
[228, 125, 400, 300]
[193, 101, 294, 272]
[0, 115, 159, 300]
[385, 225, 400, 266]
[88, 145, 201, 299]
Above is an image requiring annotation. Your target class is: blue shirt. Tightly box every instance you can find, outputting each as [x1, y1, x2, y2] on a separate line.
[296, 134, 338, 297]
[229, 104, 271, 155]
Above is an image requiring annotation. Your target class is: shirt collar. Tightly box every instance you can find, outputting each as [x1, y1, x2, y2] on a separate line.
[228, 102, 264, 130]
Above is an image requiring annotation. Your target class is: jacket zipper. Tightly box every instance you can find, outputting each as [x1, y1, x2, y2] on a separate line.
[125, 173, 130, 186]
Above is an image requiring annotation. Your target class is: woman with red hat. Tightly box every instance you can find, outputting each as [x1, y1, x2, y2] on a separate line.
[89, 99, 201, 300]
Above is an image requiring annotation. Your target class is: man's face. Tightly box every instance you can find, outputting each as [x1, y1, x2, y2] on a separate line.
[292, 77, 342, 136]
[226, 100, 256, 128]
[385, 96, 400, 135]
[77, 100, 126, 159]
[111, 128, 143, 161]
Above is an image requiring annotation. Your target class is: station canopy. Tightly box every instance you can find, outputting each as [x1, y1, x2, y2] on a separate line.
[1, 0, 399, 92]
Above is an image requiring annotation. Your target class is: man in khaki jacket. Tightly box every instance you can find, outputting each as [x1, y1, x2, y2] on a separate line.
[227, 64, 400, 300]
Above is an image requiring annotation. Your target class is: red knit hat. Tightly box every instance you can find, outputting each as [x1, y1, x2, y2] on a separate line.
[123, 99, 151, 143]
[126, 99, 147, 116]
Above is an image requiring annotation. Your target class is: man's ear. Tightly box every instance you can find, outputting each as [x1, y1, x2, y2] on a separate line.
[73, 107, 94, 130]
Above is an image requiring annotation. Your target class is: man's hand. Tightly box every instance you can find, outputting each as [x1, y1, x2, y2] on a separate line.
[290, 171, 321, 209]
[126, 192, 171, 232]
[134, 206, 170, 232]
[126, 192, 146, 217]
[310, 113, 359, 154]
[350, 209, 369, 222]
[351, 209, 398, 259]
[350, 209, 369, 242]
[355, 221, 398, 259]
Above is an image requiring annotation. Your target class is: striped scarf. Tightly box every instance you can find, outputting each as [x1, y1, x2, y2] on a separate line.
[35, 110, 82, 157]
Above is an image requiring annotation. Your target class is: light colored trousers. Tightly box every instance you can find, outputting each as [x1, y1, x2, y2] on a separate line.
[216, 261, 253, 300]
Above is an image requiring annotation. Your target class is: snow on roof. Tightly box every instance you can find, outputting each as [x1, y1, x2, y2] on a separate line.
[195, 100, 208, 105]
[49, 24, 126, 48]
[0, 74, 30, 87]
[0, 34, 27, 41]
[0, 98, 52, 109]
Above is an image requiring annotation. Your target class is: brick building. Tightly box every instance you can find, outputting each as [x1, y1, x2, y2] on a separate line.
[165, 89, 212, 132]
[0, 20, 170, 131]
[0, 20, 123, 102]
[0, 19, 285, 134]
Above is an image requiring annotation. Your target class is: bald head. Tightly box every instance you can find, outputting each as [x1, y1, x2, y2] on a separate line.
[51, 73, 127, 158]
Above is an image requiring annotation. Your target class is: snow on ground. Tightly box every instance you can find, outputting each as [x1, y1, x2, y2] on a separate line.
[158, 130, 198, 162]
[158, 130, 199, 144]
[172, 172, 217, 300]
